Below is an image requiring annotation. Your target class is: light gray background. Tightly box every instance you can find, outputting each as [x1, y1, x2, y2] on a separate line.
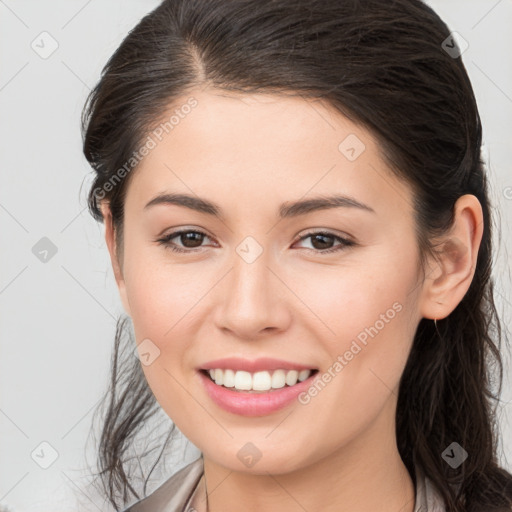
[1, 1, 511, 510]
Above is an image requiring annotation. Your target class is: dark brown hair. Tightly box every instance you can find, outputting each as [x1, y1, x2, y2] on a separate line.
[82, 0, 512, 510]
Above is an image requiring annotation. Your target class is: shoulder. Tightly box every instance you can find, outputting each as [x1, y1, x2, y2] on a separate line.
[122, 457, 204, 512]
[415, 465, 512, 512]
[414, 464, 447, 512]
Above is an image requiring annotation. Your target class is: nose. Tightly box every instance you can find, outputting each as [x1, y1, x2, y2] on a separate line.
[213, 249, 292, 340]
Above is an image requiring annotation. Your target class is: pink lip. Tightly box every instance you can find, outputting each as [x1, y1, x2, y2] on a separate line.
[198, 357, 317, 373]
[197, 369, 319, 417]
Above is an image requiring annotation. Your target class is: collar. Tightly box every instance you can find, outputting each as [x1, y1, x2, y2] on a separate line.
[124, 456, 447, 511]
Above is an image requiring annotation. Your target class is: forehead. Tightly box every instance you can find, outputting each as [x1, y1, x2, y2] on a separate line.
[125, 88, 415, 221]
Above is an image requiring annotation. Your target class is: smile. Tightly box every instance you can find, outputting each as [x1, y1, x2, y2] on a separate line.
[203, 368, 315, 392]
[198, 368, 320, 416]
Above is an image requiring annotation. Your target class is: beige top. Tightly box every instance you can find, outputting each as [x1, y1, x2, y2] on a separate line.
[123, 456, 447, 511]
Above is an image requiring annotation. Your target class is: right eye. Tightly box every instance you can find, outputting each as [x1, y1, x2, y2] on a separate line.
[156, 229, 216, 253]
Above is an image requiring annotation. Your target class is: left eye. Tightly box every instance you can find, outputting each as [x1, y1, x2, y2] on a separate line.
[156, 229, 355, 254]
[292, 231, 355, 254]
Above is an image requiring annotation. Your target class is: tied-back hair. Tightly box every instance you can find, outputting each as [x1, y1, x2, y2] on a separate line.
[81, 0, 512, 510]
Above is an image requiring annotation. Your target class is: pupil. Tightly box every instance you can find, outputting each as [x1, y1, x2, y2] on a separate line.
[312, 234, 333, 249]
[182, 232, 203, 248]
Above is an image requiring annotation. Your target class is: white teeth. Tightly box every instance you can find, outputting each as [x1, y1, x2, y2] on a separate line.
[298, 369, 311, 381]
[205, 368, 314, 391]
[253, 371, 272, 391]
[271, 370, 286, 389]
[234, 370, 252, 390]
[285, 370, 298, 386]
[222, 369, 235, 387]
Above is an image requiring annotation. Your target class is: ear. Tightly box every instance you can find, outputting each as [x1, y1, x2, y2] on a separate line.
[419, 194, 484, 321]
[100, 201, 132, 316]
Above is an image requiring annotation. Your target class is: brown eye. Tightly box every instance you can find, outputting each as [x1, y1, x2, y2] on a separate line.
[294, 231, 355, 254]
[309, 233, 335, 250]
[177, 231, 205, 248]
[156, 229, 213, 253]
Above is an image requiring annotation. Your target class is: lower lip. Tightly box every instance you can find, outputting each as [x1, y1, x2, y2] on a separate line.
[198, 370, 318, 417]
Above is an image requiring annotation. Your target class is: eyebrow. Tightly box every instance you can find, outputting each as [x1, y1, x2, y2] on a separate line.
[144, 192, 375, 218]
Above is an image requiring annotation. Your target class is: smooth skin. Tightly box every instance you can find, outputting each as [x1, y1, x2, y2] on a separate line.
[100, 88, 483, 512]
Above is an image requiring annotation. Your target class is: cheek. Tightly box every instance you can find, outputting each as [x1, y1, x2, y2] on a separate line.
[123, 261, 205, 418]
[293, 261, 410, 337]
[122, 243, 207, 339]
[290, 266, 416, 440]
[122, 251, 215, 404]
[293, 252, 418, 383]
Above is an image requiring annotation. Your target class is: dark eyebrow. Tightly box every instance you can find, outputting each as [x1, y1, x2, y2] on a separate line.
[279, 195, 375, 217]
[144, 192, 375, 218]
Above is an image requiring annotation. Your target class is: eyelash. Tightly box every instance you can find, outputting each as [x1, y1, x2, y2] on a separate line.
[156, 229, 355, 255]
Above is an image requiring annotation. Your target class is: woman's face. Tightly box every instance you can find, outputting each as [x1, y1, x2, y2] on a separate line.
[105, 88, 430, 474]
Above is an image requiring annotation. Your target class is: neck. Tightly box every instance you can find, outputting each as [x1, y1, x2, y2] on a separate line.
[200, 404, 415, 512]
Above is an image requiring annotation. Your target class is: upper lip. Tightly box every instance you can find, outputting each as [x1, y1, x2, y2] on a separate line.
[199, 357, 317, 373]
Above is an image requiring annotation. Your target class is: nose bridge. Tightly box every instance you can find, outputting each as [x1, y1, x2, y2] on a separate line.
[214, 239, 289, 336]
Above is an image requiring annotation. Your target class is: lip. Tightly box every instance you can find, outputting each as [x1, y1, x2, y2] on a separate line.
[198, 357, 317, 373]
[197, 368, 319, 417]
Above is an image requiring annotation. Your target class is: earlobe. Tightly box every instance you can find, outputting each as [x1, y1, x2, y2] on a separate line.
[419, 194, 484, 321]
[99, 201, 132, 317]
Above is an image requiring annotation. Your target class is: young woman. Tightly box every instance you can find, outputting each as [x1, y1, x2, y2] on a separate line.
[81, 0, 512, 511]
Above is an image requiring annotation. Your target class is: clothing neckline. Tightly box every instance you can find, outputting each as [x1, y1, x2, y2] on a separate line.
[186, 457, 446, 512]
[123, 456, 447, 511]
